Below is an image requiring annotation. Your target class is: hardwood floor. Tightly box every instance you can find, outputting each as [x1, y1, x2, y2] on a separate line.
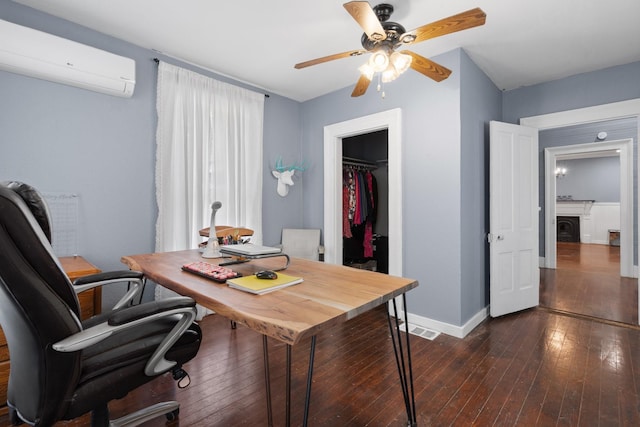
[4, 300, 639, 426]
[2, 248, 638, 426]
[540, 242, 638, 325]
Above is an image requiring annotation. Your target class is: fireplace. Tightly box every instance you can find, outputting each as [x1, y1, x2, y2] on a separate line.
[557, 216, 580, 242]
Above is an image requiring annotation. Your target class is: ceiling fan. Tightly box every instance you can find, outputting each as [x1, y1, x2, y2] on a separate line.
[294, 1, 486, 97]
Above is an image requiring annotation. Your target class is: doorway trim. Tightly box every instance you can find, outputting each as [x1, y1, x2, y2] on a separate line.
[323, 108, 402, 277]
[544, 139, 633, 277]
[521, 98, 640, 323]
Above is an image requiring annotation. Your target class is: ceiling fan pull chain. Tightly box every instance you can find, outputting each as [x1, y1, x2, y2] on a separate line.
[377, 74, 385, 99]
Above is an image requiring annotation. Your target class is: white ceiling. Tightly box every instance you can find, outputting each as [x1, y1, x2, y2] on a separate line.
[12, 0, 640, 102]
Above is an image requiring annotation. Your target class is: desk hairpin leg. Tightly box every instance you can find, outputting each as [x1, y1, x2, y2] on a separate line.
[263, 335, 317, 427]
[388, 294, 417, 427]
[263, 336, 274, 427]
[303, 336, 317, 426]
[286, 345, 291, 427]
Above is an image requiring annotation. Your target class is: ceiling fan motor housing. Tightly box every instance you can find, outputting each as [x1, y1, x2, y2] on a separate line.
[360, 3, 406, 52]
[361, 21, 406, 51]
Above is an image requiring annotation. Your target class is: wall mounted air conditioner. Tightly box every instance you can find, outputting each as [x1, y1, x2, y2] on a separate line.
[0, 19, 135, 97]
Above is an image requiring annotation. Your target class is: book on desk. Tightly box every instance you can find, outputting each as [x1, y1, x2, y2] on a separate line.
[227, 272, 303, 295]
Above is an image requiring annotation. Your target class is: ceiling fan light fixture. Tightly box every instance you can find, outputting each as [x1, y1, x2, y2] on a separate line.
[381, 64, 399, 82]
[390, 51, 412, 74]
[369, 50, 389, 72]
[358, 63, 375, 80]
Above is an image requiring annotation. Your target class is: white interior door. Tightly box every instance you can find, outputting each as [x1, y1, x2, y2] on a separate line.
[490, 121, 540, 317]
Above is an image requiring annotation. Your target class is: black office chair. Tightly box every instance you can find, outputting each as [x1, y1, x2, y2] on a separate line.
[0, 182, 202, 426]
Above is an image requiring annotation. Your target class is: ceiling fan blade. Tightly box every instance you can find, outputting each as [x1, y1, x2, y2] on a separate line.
[401, 50, 451, 82]
[343, 1, 387, 41]
[295, 49, 366, 69]
[351, 74, 371, 97]
[400, 7, 486, 45]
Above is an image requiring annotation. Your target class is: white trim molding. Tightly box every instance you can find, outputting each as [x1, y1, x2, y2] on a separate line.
[544, 139, 633, 277]
[323, 109, 402, 277]
[521, 98, 640, 323]
[401, 306, 489, 339]
[521, 99, 640, 130]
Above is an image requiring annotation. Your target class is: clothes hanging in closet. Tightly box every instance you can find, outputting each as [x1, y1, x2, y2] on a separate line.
[342, 166, 377, 258]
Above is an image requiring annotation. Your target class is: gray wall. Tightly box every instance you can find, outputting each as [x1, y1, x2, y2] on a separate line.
[0, 2, 303, 305]
[300, 49, 502, 326]
[503, 61, 640, 264]
[502, 61, 640, 124]
[556, 157, 620, 202]
[460, 50, 502, 323]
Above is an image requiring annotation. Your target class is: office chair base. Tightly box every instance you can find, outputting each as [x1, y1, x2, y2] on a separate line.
[109, 401, 180, 427]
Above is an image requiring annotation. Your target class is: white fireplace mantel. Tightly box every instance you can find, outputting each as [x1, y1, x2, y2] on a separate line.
[556, 200, 594, 216]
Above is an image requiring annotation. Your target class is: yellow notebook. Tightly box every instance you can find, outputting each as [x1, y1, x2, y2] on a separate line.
[227, 272, 303, 295]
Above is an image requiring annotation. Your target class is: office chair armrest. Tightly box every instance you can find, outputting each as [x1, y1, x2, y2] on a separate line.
[73, 270, 145, 309]
[53, 296, 198, 376]
[108, 297, 195, 326]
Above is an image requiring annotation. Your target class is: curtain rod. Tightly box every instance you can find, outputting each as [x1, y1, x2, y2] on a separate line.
[153, 58, 270, 98]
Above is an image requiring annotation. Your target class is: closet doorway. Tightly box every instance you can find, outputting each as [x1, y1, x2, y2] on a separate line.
[342, 130, 389, 273]
[323, 108, 403, 278]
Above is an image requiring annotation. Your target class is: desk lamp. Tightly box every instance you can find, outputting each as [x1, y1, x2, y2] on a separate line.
[202, 201, 222, 258]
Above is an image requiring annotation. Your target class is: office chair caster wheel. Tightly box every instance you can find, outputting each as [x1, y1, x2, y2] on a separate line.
[166, 408, 179, 421]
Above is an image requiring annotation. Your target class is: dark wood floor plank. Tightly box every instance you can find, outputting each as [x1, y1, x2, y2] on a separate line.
[541, 242, 637, 325]
[597, 324, 625, 426]
[555, 316, 591, 427]
[471, 311, 547, 425]
[3, 307, 639, 427]
[4, 244, 640, 426]
[619, 328, 640, 426]
[510, 315, 568, 425]
[435, 312, 526, 425]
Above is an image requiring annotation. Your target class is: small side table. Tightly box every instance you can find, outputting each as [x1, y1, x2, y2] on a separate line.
[60, 256, 102, 320]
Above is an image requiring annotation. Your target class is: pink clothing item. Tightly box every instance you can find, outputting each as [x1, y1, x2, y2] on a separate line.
[363, 221, 373, 257]
[353, 171, 362, 225]
[343, 185, 352, 238]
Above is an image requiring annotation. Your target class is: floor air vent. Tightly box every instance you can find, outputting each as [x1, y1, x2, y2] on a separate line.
[399, 323, 440, 340]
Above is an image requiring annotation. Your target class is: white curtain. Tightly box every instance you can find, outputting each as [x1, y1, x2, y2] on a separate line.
[154, 61, 264, 314]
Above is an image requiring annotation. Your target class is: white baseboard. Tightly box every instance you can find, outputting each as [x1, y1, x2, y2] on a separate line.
[397, 306, 489, 339]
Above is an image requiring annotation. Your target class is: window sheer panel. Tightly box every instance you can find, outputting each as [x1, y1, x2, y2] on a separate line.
[155, 62, 264, 252]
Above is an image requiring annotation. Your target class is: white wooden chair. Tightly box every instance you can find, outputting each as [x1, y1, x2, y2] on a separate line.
[278, 228, 324, 261]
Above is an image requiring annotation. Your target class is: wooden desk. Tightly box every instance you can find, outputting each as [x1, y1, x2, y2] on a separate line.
[121, 249, 419, 426]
